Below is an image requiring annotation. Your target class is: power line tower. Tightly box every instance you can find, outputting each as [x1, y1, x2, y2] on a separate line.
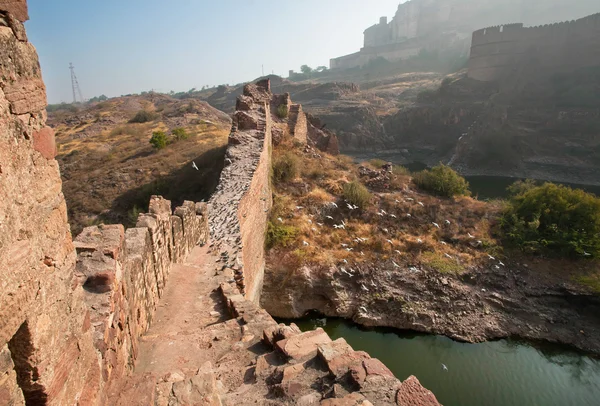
[69, 63, 84, 103]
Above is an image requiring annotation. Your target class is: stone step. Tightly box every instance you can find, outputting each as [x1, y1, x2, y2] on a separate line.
[274, 327, 332, 362]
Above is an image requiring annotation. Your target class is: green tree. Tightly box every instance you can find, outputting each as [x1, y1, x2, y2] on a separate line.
[149, 131, 168, 150]
[413, 164, 470, 197]
[300, 65, 313, 74]
[172, 127, 189, 141]
[501, 183, 600, 258]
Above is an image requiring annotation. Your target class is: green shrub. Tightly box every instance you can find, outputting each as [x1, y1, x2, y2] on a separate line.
[413, 164, 470, 197]
[392, 165, 410, 176]
[129, 110, 157, 123]
[272, 152, 298, 183]
[501, 183, 600, 258]
[276, 104, 289, 119]
[343, 181, 371, 209]
[149, 131, 168, 150]
[266, 222, 298, 249]
[368, 159, 386, 168]
[172, 127, 189, 141]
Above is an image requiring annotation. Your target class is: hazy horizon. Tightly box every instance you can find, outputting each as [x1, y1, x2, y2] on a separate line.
[27, 0, 405, 104]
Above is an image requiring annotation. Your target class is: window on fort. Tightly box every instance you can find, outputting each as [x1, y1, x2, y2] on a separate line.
[8, 321, 48, 405]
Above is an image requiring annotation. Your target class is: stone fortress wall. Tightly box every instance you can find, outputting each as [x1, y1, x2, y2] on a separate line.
[468, 13, 600, 83]
[330, 0, 600, 70]
[0, 1, 438, 404]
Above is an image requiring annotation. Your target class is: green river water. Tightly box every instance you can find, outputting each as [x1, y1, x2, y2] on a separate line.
[285, 317, 600, 406]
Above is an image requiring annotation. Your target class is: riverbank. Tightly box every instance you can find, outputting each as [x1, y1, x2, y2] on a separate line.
[275, 317, 600, 406]
[262, 254, 600, 355]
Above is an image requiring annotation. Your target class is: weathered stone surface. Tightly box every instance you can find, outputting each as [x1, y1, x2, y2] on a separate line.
[275, 328, 332, 361]
[32, 126, 56, 159]
[4, 10, 27, 40]
[326, 350, 370, 378]
[396, 376, 441, 406]
[363, 358, 394, 378]
[0, 0, 28, 21]
[317, 338, 353, 366]
[320, 392, 373, 406]
[169, 362, 222, 406]
[3, 77, 46, 114]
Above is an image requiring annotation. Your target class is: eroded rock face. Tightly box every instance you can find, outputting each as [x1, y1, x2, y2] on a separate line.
[0, 5, 99, 404]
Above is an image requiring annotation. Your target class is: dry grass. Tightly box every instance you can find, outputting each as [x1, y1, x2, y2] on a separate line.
[53, 96, 231, 234]
[266, 139, 508, 277]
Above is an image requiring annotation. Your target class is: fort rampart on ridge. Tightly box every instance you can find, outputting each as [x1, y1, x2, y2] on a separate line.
[468, 13, 600, 83]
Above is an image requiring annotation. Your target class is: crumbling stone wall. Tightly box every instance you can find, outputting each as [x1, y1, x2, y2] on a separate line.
[0, 2, 102, 404]
[209, 80, 273, 303]
[72, 197, 208, 399]
[468, 13, 600, 83]
[288, 103, 308, 144]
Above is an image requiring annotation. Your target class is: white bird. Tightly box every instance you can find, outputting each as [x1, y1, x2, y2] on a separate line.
[406, 198, 414, 202]
[333, 225, 342, 229]
[381, 210, 387, 215]
[330, 202, 338, 208]
[377, 212, 385, 217]
[406, 214, 412, 218]
[277, 217, 283, 223]
[382, 228, 389, 233]
[346, 248, 353, 252]
[326, 216, 334, 220]
[341, 220, 346, 226]
[498, 261, 505, 266]
[418, 202, 424, 207]
[386, 239, 394, 245]
[488, 254, 495, 260]
[409, 266, 420, 273]
[441, 241, 448, 246]
[371, 280, 377, 287]
[302, 241, 309, 246]
[390, 214, 397, 218]
[360, 251, 365, 256]
[343, 259, 348, 264]
[340, 268, 353, 278]
[432, 222, 440, 229]
[359, 306, 368, 313]
[347, 203, 354, 210]
[308, 219, 312, 224]
[584, 251, 592, 256]
[468, 233, 475, 239]
[395, 199, 401, 204]
[445, 220, 451, 225]
[296, 206, 304, 210]
[442, 363, 448, 372]
[338, 224, 346, 229]
[393, 261, 400, 268]
[353, 205, 360, 210]
[311, 227, 317, 232]
[361, 284, 369, 292]
[494, 265, 500, 270]
[317, 223, 323, 227]
[395, 250, 402, 255]
[192, 161, 199, 170]
[341, 243, 349, 247]
[417, 239, 423, 244]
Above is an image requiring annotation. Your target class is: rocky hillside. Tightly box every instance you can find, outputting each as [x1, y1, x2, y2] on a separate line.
[199, 73, 445, 152]
[261, 139, 600, 354]
[48, 95, 231, 234]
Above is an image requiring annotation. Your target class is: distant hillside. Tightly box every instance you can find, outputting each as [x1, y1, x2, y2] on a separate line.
[49, 94, 231, 234]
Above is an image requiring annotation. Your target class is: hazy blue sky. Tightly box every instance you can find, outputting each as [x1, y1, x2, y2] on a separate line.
[26, 0, 404, 103]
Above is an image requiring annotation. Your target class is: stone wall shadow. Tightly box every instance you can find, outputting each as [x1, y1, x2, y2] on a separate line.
[102, 145, 227, 227]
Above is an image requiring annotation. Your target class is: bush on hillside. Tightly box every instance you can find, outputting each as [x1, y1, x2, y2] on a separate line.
[129, 110, 158, 123]
[149, 131, 168, 150]
[413, 164, 470, 197]
[265, 222, 298, 249]
[343, 181, 371, 209]
[172, 127, 189, 141]
[501, 182, 600, 258]
[276, 104, 289, 119]
[272, 152, 298, 183]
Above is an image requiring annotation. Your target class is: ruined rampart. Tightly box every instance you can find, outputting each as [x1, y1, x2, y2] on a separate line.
[0, 2, 435, 403]
[468, 13, 600, 83]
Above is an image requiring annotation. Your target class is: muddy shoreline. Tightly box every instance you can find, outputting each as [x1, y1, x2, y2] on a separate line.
[262, 260, 600, 356]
